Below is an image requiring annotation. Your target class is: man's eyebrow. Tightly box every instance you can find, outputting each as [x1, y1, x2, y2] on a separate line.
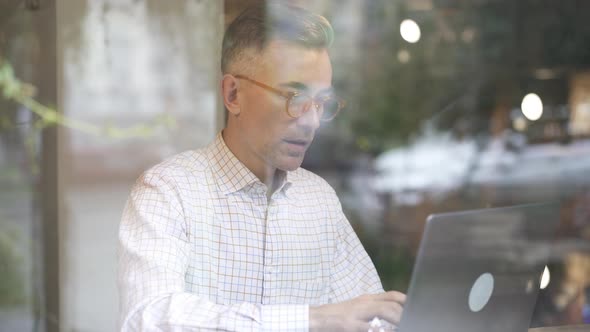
[278, 81, 334, 94]
[278, 81, 308, 91]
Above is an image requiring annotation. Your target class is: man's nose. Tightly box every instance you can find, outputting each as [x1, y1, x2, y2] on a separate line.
[297, 102, 321, 131]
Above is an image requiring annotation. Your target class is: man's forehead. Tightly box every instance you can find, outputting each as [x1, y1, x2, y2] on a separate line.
[255, 40, 333, 89]
[262, 40, 327, 60]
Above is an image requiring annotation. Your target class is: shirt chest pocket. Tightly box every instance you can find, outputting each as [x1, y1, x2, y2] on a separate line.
[278, 245, 330, 280]
[271, 222, 333, 292]
[272, 243, 331, 304]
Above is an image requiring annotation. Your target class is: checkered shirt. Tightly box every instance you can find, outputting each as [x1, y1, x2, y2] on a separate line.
[118, 133, 383, 331]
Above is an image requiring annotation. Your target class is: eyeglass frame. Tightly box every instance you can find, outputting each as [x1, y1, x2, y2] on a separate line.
[233, 74, 345, 121]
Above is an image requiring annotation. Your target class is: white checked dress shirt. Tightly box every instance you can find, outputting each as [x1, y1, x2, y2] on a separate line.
[118, 133, 384, 331]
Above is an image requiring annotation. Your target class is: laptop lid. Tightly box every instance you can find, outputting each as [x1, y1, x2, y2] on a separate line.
[398, 202, 560, 332]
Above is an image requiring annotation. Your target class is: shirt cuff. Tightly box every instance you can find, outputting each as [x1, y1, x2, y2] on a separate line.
[261, 304, 309, 332]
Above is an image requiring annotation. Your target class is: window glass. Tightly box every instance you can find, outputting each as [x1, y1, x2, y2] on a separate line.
[1, 0, 589, 329]
[298, 0, 590, 327]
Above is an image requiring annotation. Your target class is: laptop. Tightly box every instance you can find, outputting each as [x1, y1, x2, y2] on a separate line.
[398, 202, 560, 332]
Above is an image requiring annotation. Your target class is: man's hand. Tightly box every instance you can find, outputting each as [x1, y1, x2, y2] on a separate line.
[309, 291, 406, 332]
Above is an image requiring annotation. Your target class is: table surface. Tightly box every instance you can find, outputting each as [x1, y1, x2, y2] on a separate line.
[529, 326, 590, 331]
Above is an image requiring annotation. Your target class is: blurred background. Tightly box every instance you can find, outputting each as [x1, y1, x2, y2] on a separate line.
[1, 0, 589, 331]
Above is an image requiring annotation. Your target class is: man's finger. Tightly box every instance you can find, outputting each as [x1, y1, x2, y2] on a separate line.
[377, 301, 404, 325]
[373, 291, 407, 304]
[355, 297, 404, 322]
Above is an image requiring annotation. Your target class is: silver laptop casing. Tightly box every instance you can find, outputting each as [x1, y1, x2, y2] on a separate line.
[398, 202, 560, 332]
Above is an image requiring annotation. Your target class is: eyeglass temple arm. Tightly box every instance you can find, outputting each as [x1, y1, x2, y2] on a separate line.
[234, 75, 294, 99]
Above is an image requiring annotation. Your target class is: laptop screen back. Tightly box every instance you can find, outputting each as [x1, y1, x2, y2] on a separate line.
[398, 202, 560, 332]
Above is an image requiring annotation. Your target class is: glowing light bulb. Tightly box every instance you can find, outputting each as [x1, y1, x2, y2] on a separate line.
[540, 265, 550, 289]
[521, 93, 543, 121]
[400, 19, 421, 43]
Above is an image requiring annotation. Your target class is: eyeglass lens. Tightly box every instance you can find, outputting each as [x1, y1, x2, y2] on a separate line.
[288, 95, 340, 120]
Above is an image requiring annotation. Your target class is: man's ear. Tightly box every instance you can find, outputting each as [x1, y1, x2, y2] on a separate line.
[221, 74, 241, 116]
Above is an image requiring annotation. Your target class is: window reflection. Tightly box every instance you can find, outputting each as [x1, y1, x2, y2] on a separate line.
[1, 0, 589, 330]
[301, 0, 590, 327]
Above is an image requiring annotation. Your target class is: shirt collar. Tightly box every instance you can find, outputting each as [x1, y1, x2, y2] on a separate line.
[207, 132, 293, 197]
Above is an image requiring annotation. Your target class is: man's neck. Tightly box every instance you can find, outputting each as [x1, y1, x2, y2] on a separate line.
[221, 128, 279, 190]
[267, 169, 287, 199]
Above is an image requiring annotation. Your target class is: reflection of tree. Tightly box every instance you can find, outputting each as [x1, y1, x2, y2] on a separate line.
[321, 0, 590, 299]
[0, 58, 175, 137]
[0, 57, 176, 173]
[338, 0, 590, 154]
[0, 225, 25, 307]
[0, 1, 35, 171]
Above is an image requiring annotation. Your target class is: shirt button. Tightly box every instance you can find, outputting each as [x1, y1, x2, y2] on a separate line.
[266, 266, 278, 274]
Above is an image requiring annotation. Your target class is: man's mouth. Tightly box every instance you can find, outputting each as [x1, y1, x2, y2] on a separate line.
[283, 139, 310, 154]
[283, 139, 308, 147]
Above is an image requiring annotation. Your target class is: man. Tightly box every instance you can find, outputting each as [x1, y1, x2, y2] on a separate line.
[119, 3, 405, 331]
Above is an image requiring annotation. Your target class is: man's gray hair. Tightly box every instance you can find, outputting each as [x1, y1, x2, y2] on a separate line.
[221, 3, 334, 74]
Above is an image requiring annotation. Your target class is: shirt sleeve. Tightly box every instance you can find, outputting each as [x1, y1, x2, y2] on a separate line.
[118, 170, 308, 332]
[328, 198, 385, 303]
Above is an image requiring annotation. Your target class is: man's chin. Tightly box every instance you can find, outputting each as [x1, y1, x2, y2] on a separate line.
[276, 156, 304, 172]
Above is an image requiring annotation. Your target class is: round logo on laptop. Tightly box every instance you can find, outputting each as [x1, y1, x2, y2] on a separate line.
[468, 272, 494, 312]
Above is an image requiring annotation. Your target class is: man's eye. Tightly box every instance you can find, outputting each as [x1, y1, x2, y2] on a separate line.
[291, 94, 308, 103]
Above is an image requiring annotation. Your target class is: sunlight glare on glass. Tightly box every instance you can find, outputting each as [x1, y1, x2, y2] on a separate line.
[540, 265, 550, 290]
[521, 93, 543, 121]
[513, 116, 527, 131]
[398, 49, 411, 63]
[400, 19, 421, 43]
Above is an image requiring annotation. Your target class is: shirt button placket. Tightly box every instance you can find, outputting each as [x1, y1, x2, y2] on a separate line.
[262, 198, 275, 304]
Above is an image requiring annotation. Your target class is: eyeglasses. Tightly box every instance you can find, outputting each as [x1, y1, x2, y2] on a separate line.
[234, 75, 345, 122]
